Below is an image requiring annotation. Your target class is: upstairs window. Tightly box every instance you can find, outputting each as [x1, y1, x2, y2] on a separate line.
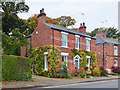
[75, 35, 80, 49]
[61, 32, 68, 47]
[86, 38, 91, 51]
[114, 46, 118, 55]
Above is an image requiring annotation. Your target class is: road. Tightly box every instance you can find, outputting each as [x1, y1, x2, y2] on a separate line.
[41, 79, 119, 88]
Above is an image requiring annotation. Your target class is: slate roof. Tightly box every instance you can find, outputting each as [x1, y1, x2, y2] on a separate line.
[95, 36, 119, 45]
[44, 22, 96, 39]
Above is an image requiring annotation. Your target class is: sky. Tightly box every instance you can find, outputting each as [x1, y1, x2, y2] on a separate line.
[18, 0, 119, 32]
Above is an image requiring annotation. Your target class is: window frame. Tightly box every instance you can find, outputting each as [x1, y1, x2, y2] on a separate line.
[86, 37, 91, 51]
[86, 56, 91, 70]
[61, 52, 69, 67]
[61, 32, 68, 48]
[114, 46, 118, 56]
[75, 35, 80, 49]
[74, 55, 80, 69]
[43, 52, 48, 70]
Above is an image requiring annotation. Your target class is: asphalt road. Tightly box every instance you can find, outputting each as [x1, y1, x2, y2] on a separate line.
[44, 79, 119, 88]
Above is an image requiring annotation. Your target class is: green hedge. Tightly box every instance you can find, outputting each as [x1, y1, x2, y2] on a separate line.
[2, 55, 32, 81]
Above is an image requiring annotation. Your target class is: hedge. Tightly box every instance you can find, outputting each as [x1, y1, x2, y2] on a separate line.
[2, 55, 32, 82]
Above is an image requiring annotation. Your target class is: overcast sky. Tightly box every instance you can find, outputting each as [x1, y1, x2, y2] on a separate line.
[18, 0, 119, 32]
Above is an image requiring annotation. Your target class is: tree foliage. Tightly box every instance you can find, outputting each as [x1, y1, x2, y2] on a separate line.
[2, 1, 29, 35]
[2, 28, 28, 55]
[87, 27, 119, 39]
[27, 14, 59, 35]
[26, 15, 76, 35]
[2, 1, 29, 15]
[106, 27, 118, 38]
[56, 16, 76, 27]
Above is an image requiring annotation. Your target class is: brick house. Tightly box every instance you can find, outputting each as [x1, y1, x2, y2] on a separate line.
[21, 8, 96, 74]
[95, 29, 120, 73]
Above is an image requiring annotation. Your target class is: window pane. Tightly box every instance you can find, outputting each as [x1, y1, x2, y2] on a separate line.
[76, 37, 79, 48]
[62, 34, 67, 46]
[75, 60, 78, 69]
[114, 47, 118, 55]
[86, 40, 90, 51]
[62, 56, 64, 62]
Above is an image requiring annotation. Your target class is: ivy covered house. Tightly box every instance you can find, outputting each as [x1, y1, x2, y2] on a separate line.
[21, 8, 97, 75]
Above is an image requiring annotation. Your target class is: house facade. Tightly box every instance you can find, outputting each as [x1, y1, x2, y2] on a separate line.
[21, 8, 96, 74]
[95, 30, 120, 73]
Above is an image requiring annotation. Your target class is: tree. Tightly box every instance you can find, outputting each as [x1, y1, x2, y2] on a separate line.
[27, 14, 60, 35]
[106, 27, 118, 38]
[86, 28, 99, 37]
[2, 28, 28, 55]
[55, 16, 76, 27]
[2, 1, 29, 15]
[2, 1, 29, 35]
[87, 27, 119, 39]
[27, 15, 76, 35]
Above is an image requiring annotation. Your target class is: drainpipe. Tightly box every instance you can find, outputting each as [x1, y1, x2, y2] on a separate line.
[52, 29, 54, 75]
[103, 42, 105, 68]
[103, 31, 105, 68]
[52, 29, 54, 50]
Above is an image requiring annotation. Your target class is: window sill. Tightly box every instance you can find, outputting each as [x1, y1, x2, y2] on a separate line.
[86, 49, 90, 51]
[61, 46, 68, 48]
[75, 48, 79, 50]
[44, 69, 48, 71]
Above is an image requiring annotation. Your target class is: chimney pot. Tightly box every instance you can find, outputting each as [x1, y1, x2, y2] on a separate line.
[83, 22, 85, 27]
[80, 23, 82, 27]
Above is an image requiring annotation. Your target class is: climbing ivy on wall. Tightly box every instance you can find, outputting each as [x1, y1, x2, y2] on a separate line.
[71, 49, 97, 70]
[28, 46, 61, 77]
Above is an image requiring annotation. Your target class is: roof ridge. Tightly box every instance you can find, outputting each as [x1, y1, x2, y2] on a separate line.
[45, 22, 93, 38]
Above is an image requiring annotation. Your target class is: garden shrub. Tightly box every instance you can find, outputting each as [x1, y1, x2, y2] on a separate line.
[92, 67, 100, 76]
[2, 55, 32, 82]
[99, 66, 108, 76]
[111, 66, 120, 73]
[54, 61, 69, 79]
[86, 70, 92, 75]
[75, 67, 85, 77]
[86, 74, 91, 78]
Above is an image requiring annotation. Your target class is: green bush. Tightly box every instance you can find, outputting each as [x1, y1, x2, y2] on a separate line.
[75, 67, 85, 77]
[92, 67, 100, 77]
[100, 66, 108, 76]
[2, 55, 32, 82]
[86, 75, 91, 78]
[53, 62, 69, 79]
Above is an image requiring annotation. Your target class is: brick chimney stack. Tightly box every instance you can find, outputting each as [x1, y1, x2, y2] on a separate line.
[38, 8, 46, 25]
[79, 22, 86, 33]
[96, 28, 107, 37]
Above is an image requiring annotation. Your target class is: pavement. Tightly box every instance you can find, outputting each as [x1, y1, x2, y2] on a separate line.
[2, 75, 119, 89]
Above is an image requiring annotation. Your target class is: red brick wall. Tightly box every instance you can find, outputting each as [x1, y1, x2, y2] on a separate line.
[31, 23, 52, 48]
[96, 43, 119, 70]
